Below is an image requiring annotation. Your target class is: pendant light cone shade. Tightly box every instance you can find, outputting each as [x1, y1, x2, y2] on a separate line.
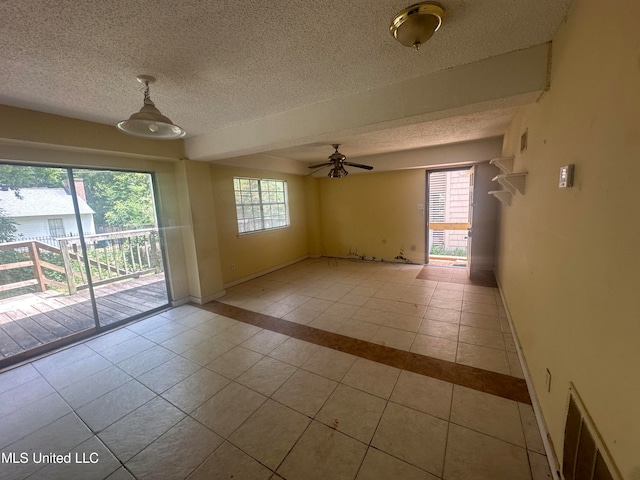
[116, 76, 186, 140]
[390, 3, 444, 50]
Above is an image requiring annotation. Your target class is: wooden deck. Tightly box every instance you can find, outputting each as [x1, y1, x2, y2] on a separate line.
[0, 274, 168, 360]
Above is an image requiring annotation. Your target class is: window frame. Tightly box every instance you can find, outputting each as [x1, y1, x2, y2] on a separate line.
[233, 177, 290, 235]
[47, 218, 66, 238]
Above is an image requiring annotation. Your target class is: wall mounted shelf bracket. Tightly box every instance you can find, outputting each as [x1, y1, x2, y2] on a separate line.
[489, 156, 515, 174]
[488, 190, 512, 206]
[493, 172, 527, 194]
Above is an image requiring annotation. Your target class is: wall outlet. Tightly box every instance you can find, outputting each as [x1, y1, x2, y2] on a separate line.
[231, 263, 236, 270]
[545, 368, 552, 392]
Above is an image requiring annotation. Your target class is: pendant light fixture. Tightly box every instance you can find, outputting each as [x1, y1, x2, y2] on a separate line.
[390, 2, 444, 50]
[116, 75, 186, 140]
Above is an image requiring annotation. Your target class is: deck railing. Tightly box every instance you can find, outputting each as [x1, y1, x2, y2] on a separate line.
[0, 228, 163, 297]
[0, 241, 70, 294]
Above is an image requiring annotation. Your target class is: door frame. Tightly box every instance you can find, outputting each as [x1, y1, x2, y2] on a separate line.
[424, 165, 475, 266]
[466, 165, 475, 278]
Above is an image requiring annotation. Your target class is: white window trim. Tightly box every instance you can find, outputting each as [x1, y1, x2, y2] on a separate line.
[233, 177, 290, 235]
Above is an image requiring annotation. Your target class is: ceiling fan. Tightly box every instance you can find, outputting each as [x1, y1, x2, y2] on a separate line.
[308, 144, 374, 178]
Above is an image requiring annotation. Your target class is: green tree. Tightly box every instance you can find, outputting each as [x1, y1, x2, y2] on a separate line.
[0, 207, 17, 243]
[0, 207, 28, 298]
[0, 165, 66, 195]
[77, 171, 155, 229]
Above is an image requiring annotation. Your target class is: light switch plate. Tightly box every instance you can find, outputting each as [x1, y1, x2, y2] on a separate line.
[559, 164, 574, 188]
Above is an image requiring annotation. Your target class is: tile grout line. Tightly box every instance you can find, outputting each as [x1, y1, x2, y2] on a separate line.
[441, 380, 458, 479]
[196, 301, 531, 405]
[17, 354, 134, 479]
[3, 300, 520, 480]
[353, 366, 406, 477]
[173, 313, 466, 478]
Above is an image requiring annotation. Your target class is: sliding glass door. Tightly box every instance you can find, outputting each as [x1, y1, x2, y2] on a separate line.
[0, 163, 170, 366]
[70, 168, 169, 327]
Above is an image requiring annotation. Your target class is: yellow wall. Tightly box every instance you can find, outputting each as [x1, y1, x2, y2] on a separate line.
[0, 105, 184, 160]
[318, 170, 426, 263]
[495, 0, 640, 477]
[210, 165, 309, 284]
[174, 160, 225, 302]
[304, 176, 323, 257]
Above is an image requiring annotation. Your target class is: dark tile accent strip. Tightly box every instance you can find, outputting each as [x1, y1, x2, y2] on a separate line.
[417, 265, 498, 287]
[198, 301, 531, 405]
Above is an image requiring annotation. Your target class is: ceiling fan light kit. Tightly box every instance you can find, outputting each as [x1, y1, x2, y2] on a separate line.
[308, 144, 373, 178]
[329, 165, 349, 178]
[390, 2, 444, 50]
[116, 75, 186, 140]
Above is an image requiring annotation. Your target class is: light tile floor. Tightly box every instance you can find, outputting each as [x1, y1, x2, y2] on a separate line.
[0, 259, 552, 479]
[221, 258, 522, 378]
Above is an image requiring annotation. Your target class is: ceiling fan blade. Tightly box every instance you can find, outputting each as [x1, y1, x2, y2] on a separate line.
[308, 162, 333, 169]
[344, 161, 373, 170]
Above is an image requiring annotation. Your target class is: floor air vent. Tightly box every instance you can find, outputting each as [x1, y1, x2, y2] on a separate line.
[562, 384, 621, 480]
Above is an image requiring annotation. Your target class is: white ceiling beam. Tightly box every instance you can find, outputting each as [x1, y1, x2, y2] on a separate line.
[186, 43, 550, 162]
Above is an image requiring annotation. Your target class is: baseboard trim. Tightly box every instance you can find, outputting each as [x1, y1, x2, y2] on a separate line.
[223, 256, 309, 289]
[198, 290, 228, 304]
[171, 297, 191, 307]
[324, 254, 419, 264]
[495, 275, 561, 480]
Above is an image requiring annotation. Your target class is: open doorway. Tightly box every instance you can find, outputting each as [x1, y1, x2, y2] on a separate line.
[425, 167, 473, 268]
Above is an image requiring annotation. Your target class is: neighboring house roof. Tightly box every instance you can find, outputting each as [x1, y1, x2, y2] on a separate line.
[0, 187, 95, 217]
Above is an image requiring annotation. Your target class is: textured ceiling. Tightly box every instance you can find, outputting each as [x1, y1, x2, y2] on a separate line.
[269, 106, 519, 163]
[0, 0, 573, 162]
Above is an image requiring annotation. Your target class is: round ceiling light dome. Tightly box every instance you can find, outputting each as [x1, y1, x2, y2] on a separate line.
[390, 2, 444, 50]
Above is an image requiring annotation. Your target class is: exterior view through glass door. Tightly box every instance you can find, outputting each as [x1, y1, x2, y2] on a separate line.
[0, 163, 169, 367]
[426, 168, 473, 268]
[71, 169, 169, 328]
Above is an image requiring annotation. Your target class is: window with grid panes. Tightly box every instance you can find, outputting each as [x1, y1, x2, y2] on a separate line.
[233, 177, 290, 233]
[47, 218, 65, 238]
